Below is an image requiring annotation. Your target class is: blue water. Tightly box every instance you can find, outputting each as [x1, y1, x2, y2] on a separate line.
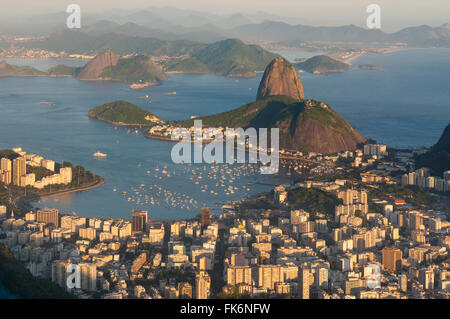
[0, 48, 449, 219]
[0, 282, 16, 299]
[299, 48, 450, 148]
[0, 72, 289, 219]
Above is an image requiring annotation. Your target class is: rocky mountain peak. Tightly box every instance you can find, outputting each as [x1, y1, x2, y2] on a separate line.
[76, 49, 120, 80]
[256, 57, 305, 101]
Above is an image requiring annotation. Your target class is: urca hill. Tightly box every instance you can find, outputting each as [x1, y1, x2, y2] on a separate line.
[50, 50, 167, 87]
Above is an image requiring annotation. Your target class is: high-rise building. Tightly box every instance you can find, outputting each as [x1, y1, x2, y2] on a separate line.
[409, 212, 423, 230]
[399, 273, 408, 293]
[0, 205, 7, 219]
[37, 208, 59, 227]
[299, 267, 310, 299]
[52, 260, 70, 290]
[79, 263, 97, 291]
[132, 210, 148, 233]
[314, 267, 328, 290]
[201, 207, 211, 228]
[227, 266, 252, 287]
[419, 269, 434, 290]
[344, 278, 365, 296]
[382, 247, 402, 272]
[12, 156, 26, 186]
[0, 158, 12, 185]
[0, 158, 11, 171]
[258, 265, 283, 290]
[79, 227, 96, 240]
[59, 167, 72, 185]
[195, 271, 211, 299]
[41, 159, 55, 172]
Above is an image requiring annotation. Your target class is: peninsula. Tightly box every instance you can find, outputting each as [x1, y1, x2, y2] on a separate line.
[88, 100, 164, 127]
[295, 55, 351, 74]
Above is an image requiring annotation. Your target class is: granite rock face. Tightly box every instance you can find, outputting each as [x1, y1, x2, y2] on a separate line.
[256, 57, 305, 101]
[76, 50, 120, 80]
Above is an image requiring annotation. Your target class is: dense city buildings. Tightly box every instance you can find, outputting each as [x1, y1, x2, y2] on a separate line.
[1, 148, 72, 189]
[0, 143, 449, 300]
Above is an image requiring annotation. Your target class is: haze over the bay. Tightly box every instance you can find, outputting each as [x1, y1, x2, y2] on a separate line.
[0, 0, 449, 31]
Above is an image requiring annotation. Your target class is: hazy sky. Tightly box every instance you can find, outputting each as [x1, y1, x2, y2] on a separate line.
[2, 0, 449, 30]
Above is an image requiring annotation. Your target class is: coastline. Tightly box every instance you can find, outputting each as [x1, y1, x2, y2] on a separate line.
[341, 46, 408, 64]
[38, 177, 106, 199]
[88, 115, 162, 128]
[144, 132, 315, 161]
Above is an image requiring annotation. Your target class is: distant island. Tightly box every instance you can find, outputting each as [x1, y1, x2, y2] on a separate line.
[88, 100, 164, 127]
[295, 55, 351, 74]
[359, 64, 383, 71]
[0, 61, 45, 77]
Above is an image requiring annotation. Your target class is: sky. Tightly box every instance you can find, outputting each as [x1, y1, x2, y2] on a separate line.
[1, 0, 449, 31]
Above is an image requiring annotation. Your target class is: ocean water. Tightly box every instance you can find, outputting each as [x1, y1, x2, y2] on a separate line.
[0, 282, 16, 299]
[0, 71, 289, 219]
[0, 48, 449, 219]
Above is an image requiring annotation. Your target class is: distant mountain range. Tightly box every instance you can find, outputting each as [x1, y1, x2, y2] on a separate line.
[2, 7, 449, 47]
[167, 39, 278, 77]
[23, 30, 205, 56]
[23, 36, 277, 77]
[0, 61, 45, 77]
[229, 21, 450, 47]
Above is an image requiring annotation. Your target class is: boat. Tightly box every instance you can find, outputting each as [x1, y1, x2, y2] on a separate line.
[167, 92, 177, 95]
[93, 151, 107, 158]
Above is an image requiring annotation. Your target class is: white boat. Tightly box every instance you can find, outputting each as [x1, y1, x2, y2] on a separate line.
[93, 151, 107, 158]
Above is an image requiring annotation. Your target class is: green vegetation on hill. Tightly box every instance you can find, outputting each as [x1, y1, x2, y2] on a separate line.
[176, 95, 300, 128]
[368, 184, 436, 209]
[415, 123, 450, 176]
[88, 100, 162, 126]
[174, 94, 364, 154]
[26, 165, 54, 181]
[100, 55, 166, 83]
[0, 61, 46, 77]
[177, 95, 350, 137]
[168, 38, 278, 77]
[295, 55, 351, 74]
[47, 64, 78, 76]
[0, 243, 74, 299]
[0, 149, 19, 160]
[286, 187, 342, 218]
